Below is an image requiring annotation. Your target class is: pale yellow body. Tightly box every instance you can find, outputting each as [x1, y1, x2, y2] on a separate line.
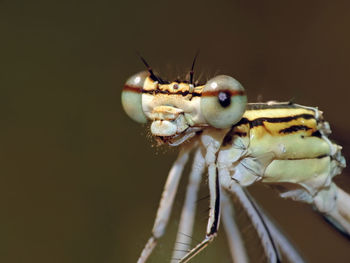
[122, 71, 350, 263]
[216, 103, 347, 231]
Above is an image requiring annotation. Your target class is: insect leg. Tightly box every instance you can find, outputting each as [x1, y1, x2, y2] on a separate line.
[226, 183, 281, 263]
[245, 191, 305, 263]
[137, 148, 191, 263]
[178, 164, 221, 263]
[333, 185, 350, 235]
[260, 210, 305, 263]
[172, 148, 205, 261]
[221, 190, 249, 263]
[314, 183, 350, 236]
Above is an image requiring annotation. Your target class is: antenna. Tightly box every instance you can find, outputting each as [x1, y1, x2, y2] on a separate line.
[189, 51, 199, 85]
[137, 52, 165, 84]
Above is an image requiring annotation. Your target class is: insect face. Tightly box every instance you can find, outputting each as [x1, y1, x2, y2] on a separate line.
[122, 72, 247, 145]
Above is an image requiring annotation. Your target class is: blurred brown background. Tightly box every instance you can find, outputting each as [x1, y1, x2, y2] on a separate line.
[1, 0, 350, 262]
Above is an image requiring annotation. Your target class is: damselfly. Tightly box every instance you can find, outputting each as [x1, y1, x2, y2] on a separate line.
[121, 56, 350, 263]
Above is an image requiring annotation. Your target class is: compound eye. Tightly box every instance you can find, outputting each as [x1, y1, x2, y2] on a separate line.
[200, 75, 247, 128]
[121, 71, 149, 123]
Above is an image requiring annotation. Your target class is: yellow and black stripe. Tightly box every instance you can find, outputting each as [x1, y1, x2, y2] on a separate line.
[223, 102, 331, 160]
[235, 102, 318, 138]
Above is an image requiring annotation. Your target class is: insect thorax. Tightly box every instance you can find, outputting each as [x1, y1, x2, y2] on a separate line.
[216, 102, 346, 212]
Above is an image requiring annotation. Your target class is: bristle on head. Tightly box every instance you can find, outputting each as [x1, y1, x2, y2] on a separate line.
[137, 53, 167, 84]
[189, 51, 199, 85]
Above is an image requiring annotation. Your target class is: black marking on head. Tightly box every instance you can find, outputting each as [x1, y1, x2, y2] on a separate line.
[141, 88, 202, 97]
[279, 125, 312, 134]
[218, 91, 231, 108]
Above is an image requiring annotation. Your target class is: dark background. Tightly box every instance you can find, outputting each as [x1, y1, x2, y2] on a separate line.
[1, 0, 350, 262]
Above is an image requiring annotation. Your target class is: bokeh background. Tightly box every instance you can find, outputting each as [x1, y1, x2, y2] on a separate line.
[1, 0, 350, 262]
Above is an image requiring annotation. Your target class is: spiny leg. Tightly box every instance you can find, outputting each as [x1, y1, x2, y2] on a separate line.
[226, 183, 281, 263]
[221, 190, 249, 263]
[137, 147, 191, 263]
[243, 189, 305, 263]
[260, 209, 305, 263]
[179, 163, 221, 263]
[172, 148, 205, 261]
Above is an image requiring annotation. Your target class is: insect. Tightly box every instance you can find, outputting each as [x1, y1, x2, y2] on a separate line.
[121, 56, 350, 263]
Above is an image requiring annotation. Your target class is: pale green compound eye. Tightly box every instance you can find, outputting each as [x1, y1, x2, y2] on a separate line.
[200, 75, 247, 128]
[121, 71, 149, 123]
